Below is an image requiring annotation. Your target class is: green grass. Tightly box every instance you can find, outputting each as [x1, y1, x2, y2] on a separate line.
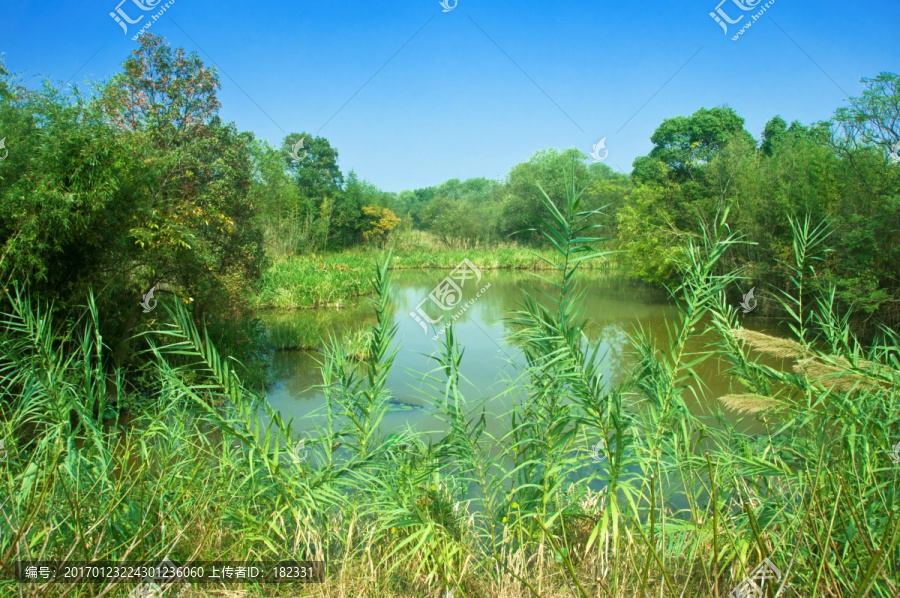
[252, 231, 617, 309]
[2, 196, 898, 597]
[252, 254, 370, 310]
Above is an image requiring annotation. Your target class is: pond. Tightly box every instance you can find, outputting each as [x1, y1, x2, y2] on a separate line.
[261, 269, 784, 446]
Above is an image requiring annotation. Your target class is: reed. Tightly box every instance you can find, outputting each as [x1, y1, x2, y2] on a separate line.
[1, 192, 898, 596]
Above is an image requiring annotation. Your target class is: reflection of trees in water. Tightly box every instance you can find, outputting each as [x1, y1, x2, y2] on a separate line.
[266, 270, 798, 433]
[582, 322, 630, 384]
[259, 302, 379, 350]
[269, 350, 324, 391]
[473, 279, 519, 327]
[390, 269, 451, 289]
[267, 269, 674, 383]
[583, 277, 668, 306]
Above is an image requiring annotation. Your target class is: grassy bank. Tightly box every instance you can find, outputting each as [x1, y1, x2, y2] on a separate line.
[1, 194, 898, 597]
[253, 232, 617, 310]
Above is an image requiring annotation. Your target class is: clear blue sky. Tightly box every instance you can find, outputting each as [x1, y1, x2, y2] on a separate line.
[2, 0, 897, 192]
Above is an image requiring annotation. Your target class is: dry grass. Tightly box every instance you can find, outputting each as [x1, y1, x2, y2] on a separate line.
[717, 393, 780, 414]
[730, 328, 811, 360]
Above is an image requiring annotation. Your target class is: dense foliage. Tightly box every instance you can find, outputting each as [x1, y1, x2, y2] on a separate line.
[617, 89, 900, 331]
[1, 193, 898, 597]
[0, 35, 267, 380]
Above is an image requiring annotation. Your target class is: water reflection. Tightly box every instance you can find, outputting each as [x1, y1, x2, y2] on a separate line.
[261, 270, 776, 439]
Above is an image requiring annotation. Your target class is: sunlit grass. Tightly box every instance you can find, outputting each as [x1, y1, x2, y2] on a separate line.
[252, 231, 617, 310]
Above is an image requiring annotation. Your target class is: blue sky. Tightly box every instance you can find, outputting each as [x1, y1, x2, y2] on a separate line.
[2, 0, 897, 192]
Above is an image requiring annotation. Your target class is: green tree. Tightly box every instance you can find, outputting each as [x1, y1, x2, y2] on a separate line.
[279, 132, 346, 252]
[760, 115, 788, 156]
[283, 132, 343, 200]
[0, 35, 266, 370]
[632, 106, 755, 184]
[361, 205, 401, 247]
[499, 148, 590, 242]
[582, 164, 631, 238]
[833, 72, 900, 151]
[418, 178, 502, 246]
[249, 139, 305, 257]
[335, 171, 397, 248]
[99, 34, 264, 345]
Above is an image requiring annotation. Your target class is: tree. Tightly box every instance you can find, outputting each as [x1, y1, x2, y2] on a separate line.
[283, 132, 343, 200]
[582, 166, 632, 238]
[616, 184, 682, 283]
[633, 106, 755, 184]
[499, 148, 590, 242]
[415, 178, 502, 246]
[361, 206, 401, 247]
[833, 72, 900, 151]
[335, 171, 397, 248]
[761, 115, 788, 156]
[0, 35, 266, 368]
[278, 132, 346, 252]
[248, 139, 305, 257]
[0, 69, 121, 303]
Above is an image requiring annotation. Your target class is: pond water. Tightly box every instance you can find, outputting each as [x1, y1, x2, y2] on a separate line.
[262, 269, 783, 443]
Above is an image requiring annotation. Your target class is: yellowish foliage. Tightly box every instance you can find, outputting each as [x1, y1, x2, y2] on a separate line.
[361, 205, 401, 245]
